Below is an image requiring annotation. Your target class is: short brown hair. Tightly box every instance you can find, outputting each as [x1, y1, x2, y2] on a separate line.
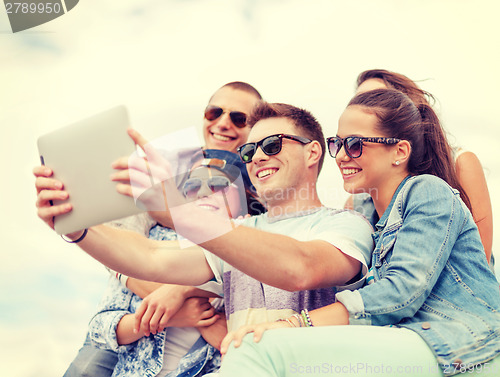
[248, 102, 325, 174]
[219, 81, 262, 100]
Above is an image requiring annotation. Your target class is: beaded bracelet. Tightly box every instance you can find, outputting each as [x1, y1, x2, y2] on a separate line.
[61, 228, 88, 243]
[301, 309, 313, 327]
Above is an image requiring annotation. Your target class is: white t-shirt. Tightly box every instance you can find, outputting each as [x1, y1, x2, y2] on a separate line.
[157, 328, 202, 376]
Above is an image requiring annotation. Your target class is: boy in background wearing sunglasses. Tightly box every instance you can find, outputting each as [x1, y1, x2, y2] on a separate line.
[36, 103, 374, 345]
[33, 81, 263, 377]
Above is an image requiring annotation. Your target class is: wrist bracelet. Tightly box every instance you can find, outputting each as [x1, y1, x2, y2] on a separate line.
[292, 313, 304, 327]
[276, 318, 295, 328]
[61, 228, 88, 243]
[301, 309, 313, 327]
[116, 272, 129, 287]
[107, 267, 129, 287]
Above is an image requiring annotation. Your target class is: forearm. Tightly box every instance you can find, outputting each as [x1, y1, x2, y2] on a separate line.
[116, 314, 144, 345]
[200, 225, 359, 291]
[198, 315, 228, 350]
[72, 225, 163, 281]
[184, 287, 221, 298]
[148, 210, 174, 229]
[148, 206, 313, 290]
[158, 203, 362, 291]
[69, 225, 212, 285]
[308, 302, 349, 326]
[455, 152, 493, 262]
[126, 278, 164, 298]
[128, 279, 218, 301]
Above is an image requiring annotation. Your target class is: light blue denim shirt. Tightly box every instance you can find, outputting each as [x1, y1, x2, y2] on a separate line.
[88, 225, 221, 377]
[337, 175, 500, 375]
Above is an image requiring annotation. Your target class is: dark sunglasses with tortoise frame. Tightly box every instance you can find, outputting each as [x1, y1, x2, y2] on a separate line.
[327, 136, 401, 159]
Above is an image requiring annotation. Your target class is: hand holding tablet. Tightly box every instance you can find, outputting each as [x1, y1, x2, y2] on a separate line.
[36, 106, 143, 235]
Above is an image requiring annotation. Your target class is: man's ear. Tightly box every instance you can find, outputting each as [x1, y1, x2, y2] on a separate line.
[305, 140, 323, 169]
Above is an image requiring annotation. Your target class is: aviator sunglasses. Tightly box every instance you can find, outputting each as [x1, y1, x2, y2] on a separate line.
[204, 105, 248, 128]
[237, 134, 312, 163]
[327, 136, 401, 159]
[182, 176, 235, 198]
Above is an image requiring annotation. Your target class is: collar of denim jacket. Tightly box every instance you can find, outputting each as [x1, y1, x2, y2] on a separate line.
[375, 175, 412, 230]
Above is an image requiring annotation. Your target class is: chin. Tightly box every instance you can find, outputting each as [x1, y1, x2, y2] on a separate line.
[208, 139, 236, 152]
[343, 183, 365, 195]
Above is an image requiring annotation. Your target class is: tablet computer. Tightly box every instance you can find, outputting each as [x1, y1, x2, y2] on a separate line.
[37, 106, 143, 235]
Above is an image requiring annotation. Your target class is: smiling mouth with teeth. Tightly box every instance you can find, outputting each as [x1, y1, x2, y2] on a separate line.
[211, 132, 234, 142]
[196, 203, 219, 211]
[343, 168, 361, 176]
[257, 168, 277, 179]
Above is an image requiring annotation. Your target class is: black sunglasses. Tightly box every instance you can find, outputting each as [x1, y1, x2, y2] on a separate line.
[237, 134, 312, 164]
[327, 136, 401, 159]
[182, 176, 235, 198]
[204, 105, 247, 128]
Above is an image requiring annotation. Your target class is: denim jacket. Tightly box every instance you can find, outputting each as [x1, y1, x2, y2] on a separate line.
[88, 225, 221, 377]
[337, 175, 500, 375]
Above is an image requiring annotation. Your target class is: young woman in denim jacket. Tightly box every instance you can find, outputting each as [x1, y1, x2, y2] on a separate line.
[348, 69, 494, 269]
[216, 89, 500, 376]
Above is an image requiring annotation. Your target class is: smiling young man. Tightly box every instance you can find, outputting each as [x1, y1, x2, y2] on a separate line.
[168, 82, 263, 189]
[37, 102, 374, 340]
[203, 82, 262, 152]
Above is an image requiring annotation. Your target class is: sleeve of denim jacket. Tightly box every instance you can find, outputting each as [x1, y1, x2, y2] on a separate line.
[88, 277, 135, 352]
[336, 176, 466, 326]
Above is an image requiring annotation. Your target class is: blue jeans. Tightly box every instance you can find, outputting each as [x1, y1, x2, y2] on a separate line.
[63, 335, 117, 377]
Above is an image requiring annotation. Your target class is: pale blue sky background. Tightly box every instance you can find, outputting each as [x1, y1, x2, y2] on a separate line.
[1, 1, 499, 376]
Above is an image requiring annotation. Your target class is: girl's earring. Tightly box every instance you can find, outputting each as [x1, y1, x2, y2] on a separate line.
[394, 161, 400, 166]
